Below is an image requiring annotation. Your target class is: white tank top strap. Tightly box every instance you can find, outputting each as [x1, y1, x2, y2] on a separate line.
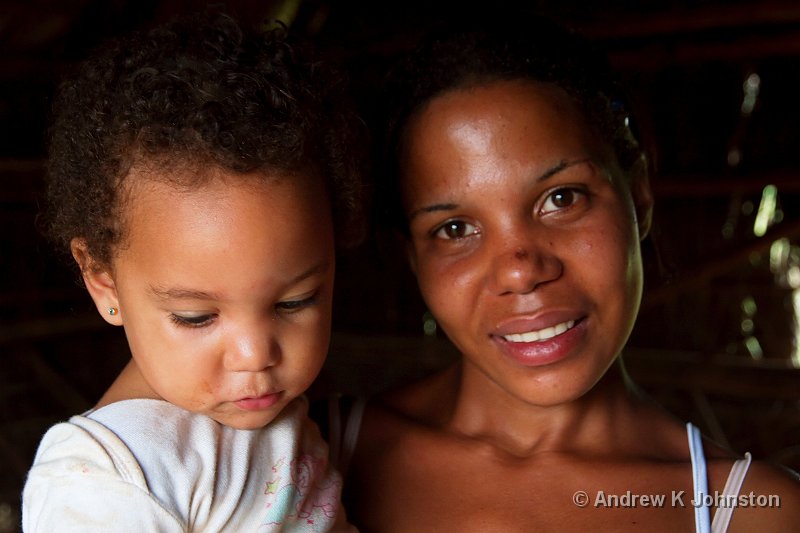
[710, 452, 752, 533]
[327, 394, 367, 477]
[687, 422, 712, 533]
[687, 422, 753, 533]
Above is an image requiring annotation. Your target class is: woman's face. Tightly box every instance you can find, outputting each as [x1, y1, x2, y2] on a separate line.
[401, 80, 652, 406]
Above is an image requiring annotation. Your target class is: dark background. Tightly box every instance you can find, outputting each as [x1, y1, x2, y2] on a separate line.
[3, 1, 800, 530]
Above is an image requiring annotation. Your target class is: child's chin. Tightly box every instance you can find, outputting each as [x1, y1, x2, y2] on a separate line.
[217, 411, 280, 430]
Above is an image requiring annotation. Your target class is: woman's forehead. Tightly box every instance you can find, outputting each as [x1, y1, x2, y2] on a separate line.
[405, 82, 599, 165]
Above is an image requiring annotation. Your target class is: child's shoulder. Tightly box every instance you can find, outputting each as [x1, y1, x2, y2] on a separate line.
[29, 397, 315, 484]
[24, 396, 337, 531]
[87, 396, 315, 453]
[29, 412, 148, 482]
[27, 400, 216, 490]
[22, 413, 182, 531]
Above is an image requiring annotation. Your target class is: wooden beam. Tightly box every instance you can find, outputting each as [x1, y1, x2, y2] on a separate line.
[579, 2, 800, 40]
[642, 217, 800, 309]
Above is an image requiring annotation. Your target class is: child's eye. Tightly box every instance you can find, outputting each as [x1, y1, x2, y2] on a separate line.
[275, 293, 318, 314]
[540, 187, 585, 214]
[170, 313, 216, 328]
[432, 220, 479, 240]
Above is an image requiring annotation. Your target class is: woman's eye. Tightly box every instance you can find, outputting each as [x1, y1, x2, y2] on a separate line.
[170, 313, 216, 328]
[275, 294, 318, 313]
[540, 188, 584, 214]
[433, 220, 478, 240]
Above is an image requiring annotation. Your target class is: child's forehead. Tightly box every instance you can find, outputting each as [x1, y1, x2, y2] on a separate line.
[116, 163, 325, 231]
[121, 162, 314, 198]
[106, 159, 336, 302]
[113, 163, 331, 250]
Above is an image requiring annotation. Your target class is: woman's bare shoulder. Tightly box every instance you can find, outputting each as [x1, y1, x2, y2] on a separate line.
[366, 363, 460, 428]
[724, 459, 800, 531]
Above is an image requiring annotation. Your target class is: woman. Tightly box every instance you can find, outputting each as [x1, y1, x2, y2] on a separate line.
[338, 15, 800, 532]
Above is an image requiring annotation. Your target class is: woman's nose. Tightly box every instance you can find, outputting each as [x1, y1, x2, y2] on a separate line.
[488, 235, 563, 295]
[225, 324, 281, 372]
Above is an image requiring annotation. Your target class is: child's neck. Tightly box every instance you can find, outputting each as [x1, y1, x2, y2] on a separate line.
[95, 359, 161, 409]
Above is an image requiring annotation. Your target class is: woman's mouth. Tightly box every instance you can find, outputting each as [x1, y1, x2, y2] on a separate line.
[493, 317, 586, 366]
[502, 320, 576, 343]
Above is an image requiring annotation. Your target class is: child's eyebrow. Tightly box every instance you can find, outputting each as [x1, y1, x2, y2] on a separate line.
[147, 261, 332, 302]
[290, 260, 332, 284]
[406, 158, 591, 222]
[148, 287, 221, 301]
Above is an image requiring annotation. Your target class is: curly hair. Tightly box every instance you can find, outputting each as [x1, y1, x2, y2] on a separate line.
[375, 14, 646, 233]
[45, 11, 365, 269]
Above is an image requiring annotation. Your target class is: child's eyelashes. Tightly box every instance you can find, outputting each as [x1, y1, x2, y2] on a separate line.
[170, 313, 217, 328]
[166, 292, 320, 328]
[275, 293, 319, 314]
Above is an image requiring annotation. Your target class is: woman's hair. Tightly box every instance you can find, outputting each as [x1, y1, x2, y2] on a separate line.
[45, 10, 365, 268]
[375, 15, 646, 233]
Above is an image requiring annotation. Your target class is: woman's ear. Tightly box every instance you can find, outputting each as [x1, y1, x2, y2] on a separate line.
[70, 238, 122, 326]
[405, 239, 418, 275]
[630, 156, 654, 240]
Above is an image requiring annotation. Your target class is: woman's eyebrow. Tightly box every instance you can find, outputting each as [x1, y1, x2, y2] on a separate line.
[539, 159, 570, 182]
[538, 157, 593, 182]
[407, 202, 459, 223]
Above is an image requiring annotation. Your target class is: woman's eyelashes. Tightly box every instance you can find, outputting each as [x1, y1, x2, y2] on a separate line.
[539, 186, 588, 215]
[428, 187, 589, 241]
[432, 219, 479, 240]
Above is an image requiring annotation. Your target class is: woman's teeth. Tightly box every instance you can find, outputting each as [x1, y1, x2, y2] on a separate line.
[503, 320, 575, 343]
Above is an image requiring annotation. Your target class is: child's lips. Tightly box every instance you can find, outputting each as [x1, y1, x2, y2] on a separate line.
[233, 391, 282, 411]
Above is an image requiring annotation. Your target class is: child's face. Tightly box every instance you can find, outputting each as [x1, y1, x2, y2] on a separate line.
[401, 80, 652, 407]
[104, 169, 334, 429]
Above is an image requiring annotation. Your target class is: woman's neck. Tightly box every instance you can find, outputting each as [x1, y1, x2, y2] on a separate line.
[442, 359, 649, 458]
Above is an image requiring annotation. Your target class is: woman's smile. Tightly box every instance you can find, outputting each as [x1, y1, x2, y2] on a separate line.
[491, 316, 588, 367]
[501, 319, 576, 343]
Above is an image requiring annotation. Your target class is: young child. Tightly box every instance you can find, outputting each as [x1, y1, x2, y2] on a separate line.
[340, 13, 800, 531]
[22, 11, 361, 532]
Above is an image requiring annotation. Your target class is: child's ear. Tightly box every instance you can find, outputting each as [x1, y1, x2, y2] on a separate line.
[70, 238, 122, 326]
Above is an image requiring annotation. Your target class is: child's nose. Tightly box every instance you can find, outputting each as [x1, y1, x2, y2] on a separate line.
[225, 325, 281, 372]
[488, 234, 563, 295]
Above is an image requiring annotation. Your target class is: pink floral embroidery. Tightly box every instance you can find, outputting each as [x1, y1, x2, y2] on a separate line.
[262, 454, 342, 531]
